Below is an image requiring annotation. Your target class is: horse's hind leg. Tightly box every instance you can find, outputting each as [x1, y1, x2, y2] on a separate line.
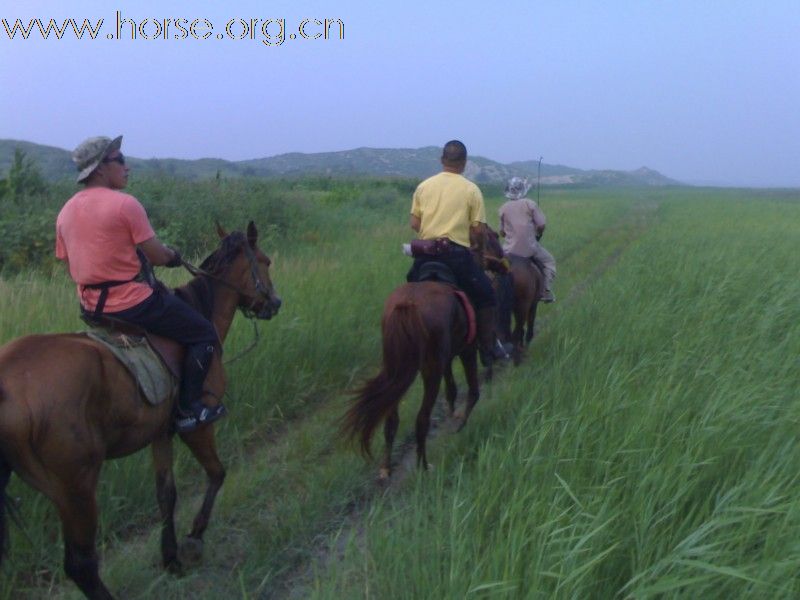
[380, 408, 400, 481]
[151, 436, 180, 573]
[416, 365, 442, 470]
[179, 425, 226, 563]
[0, 457, 10, 568]
[454, 349, 480, 431]
[57, 475, 114, 600]
[526, 301, 540, 345]
[443, 362, 458, 416]
[512, 304, 527, 365]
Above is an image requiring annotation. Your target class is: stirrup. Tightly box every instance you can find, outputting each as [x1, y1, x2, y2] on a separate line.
[175, 403, 227, 433]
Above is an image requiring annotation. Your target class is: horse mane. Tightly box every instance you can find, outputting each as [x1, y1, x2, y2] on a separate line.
[174, 231, 247, 320]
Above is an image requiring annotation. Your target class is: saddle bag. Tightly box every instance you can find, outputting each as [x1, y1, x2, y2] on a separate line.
[410, 238, 451, 257]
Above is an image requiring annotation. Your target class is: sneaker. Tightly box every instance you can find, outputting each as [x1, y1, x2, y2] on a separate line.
[176, 402, 228, 433]
[493, 339, 513, 360]
[541, 289, 556, 303]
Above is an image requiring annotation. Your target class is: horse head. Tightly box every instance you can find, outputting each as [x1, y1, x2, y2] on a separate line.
[483, 225, 503, 259]
[479, 224, 507, 274]
[202, 221, 282, 320]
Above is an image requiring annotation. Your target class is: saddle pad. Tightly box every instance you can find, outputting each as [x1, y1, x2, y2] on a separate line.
[85, 330, 177, 406]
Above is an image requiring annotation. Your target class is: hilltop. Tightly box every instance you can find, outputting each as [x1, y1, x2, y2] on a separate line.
[0, 139, 682, 187]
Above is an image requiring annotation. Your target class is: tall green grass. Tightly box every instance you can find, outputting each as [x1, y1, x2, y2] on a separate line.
[306, 192, 800, 599]
[4, 184, 793, 598]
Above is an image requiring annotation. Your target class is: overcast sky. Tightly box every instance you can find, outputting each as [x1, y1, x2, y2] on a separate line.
[1, 0, 798, 186]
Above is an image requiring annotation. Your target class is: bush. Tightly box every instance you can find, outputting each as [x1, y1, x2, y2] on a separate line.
[0, 173, 420, 273]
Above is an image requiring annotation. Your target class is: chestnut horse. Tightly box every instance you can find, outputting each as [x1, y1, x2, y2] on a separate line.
[484, 227, 543, 365]
[344, 280, 479, 479]
[0, 222, 281, 599]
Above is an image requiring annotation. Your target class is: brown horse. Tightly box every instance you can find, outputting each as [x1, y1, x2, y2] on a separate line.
[484, 227, 543, 365]
[343, 280, 480, 480]
[505, 255, 544, 363]
[0, 221, 281, 599]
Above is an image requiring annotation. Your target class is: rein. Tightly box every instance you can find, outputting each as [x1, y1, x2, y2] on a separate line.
[178, 241, 267, 364]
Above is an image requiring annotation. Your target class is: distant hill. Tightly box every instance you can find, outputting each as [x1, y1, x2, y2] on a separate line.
[0, 139, 683, 187]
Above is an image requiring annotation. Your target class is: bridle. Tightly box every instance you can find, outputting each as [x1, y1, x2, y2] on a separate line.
[179, 237, 276, 363]
[238, 241, 275, 319]
[181, 239, 274, 319]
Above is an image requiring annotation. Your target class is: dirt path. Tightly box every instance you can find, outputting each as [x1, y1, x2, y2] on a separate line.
[26, 200, 660, 600]
[266, 199, 660, 599]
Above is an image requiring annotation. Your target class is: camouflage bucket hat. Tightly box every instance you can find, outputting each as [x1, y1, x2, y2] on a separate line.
[72, 135, 123, 182]
[504, 176, 531, 200]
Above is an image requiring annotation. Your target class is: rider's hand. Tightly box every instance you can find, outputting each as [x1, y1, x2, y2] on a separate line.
[165, 247, 182, 268]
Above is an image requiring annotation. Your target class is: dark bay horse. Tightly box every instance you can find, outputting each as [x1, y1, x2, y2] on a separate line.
[505, 255, 544, 363]
[343, 280, 480, 480]
[0, 221, 281, 599]
[484, 227, 543, 365]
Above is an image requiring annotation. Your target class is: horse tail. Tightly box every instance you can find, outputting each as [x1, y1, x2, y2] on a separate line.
[344, 301, 427, 456]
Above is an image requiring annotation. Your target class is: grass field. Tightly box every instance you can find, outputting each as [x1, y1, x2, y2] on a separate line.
[0, 183, 798, 598]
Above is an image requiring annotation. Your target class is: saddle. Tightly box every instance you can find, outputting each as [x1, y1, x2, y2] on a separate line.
[417, 261, 458, 286]
[414, 261, 476, 345]
[81, 314, 183, 405]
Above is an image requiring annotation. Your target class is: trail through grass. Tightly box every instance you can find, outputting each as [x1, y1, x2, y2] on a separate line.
[303, 192, 800, 599]
[3, 186, 797, 599]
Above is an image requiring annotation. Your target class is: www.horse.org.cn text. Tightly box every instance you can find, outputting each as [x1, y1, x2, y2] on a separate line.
[1, 11, 345, 46]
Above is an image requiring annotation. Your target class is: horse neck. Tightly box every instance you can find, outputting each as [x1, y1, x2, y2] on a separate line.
[175, 275, 240, 344]
[209, 283, 240, 343]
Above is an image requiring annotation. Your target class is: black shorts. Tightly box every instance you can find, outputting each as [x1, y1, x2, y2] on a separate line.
[108, 289, 218, 347]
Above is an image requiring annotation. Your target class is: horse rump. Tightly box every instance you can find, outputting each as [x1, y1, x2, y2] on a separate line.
[343, 300, 427, 455]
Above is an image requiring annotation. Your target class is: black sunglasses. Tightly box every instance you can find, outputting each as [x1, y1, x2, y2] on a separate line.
[103, 153, 125, 165]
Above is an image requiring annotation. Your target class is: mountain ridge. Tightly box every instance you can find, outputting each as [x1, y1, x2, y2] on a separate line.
[0, 139, 683, 187]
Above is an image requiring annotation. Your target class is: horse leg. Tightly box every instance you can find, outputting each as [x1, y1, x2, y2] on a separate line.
[512, 303, 526, 366]
[443, 362, 458, 417]
[151, 435, 180, 573]
[526, 301, 540, 345]
[0, 458, 10, 568]
[178, 425, 226, 564]
[57, 476, 114, 600]
[454, 349, 480, 431]
[379, 408, 400, 481]
[416, 364, 442, 470]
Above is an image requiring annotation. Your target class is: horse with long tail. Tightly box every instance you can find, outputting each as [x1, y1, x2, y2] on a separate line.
[343, 279, 479, 480]
[0, 221, 281, 600]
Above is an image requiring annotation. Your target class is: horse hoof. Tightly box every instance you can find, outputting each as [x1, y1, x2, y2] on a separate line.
[179, 537, 204, 566]
[377, 467, 391, 483]
[454, 414, 470, 432]
[165, 558, 184, 576]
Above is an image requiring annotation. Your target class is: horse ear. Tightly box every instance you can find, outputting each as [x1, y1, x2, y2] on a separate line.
[216, 221, 227, 239]
[247, 221, 258, 247]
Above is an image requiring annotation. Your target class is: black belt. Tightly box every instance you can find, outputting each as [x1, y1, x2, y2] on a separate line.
[82, 277, 138, 318]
